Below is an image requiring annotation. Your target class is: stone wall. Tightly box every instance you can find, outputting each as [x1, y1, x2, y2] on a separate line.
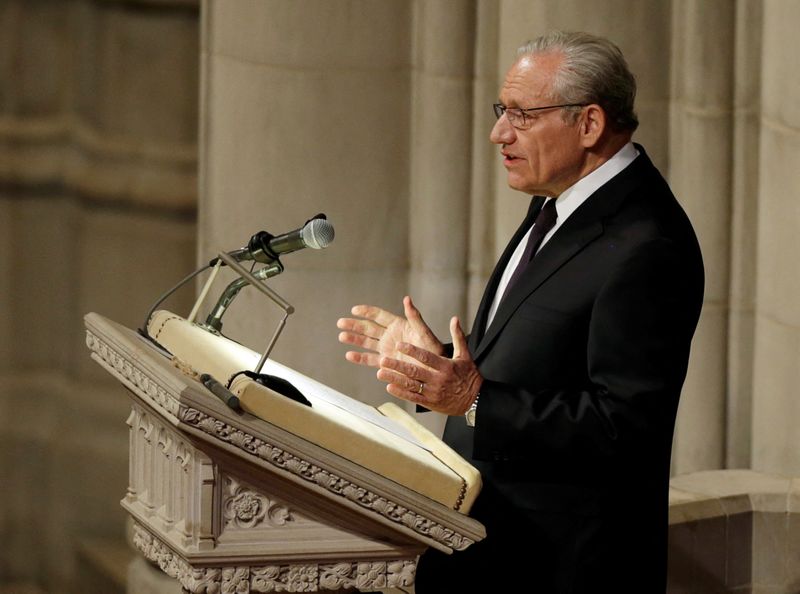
[0, 0, 198, 591]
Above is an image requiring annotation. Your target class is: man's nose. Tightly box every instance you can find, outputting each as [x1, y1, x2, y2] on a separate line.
[490, 114, 515, 145]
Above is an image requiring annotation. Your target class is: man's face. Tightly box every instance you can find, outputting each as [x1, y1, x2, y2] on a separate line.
[490, 54, 586, 197]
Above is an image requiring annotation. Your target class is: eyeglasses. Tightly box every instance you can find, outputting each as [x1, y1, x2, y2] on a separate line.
[493, 102, 587, 130]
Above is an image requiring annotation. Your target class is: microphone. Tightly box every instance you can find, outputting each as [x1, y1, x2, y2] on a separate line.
[200, 215, 333, 334]
[225, 215, 335, 265]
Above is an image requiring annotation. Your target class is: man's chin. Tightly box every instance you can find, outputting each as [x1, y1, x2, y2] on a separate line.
[506, 176, 537, 195]
[506, 176, 555, 197]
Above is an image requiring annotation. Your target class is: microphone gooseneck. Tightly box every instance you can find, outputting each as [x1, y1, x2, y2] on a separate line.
[200, 216, 334, 334]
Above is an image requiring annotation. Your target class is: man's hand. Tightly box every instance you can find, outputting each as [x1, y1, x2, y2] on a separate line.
[377, 316, 482, 416]
[337, 296, 444, 368]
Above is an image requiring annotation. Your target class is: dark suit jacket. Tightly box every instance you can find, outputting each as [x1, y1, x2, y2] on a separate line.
[416, 145, 704, 593]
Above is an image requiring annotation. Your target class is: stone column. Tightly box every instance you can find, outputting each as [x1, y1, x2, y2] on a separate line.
[407, 0, 475, 336]
[668, 0, 735, 474]
[467, 0, 500, 317]
[726, 0, 763, 469]
[751, 0, 800, 475]
[406, 0, 476, 434]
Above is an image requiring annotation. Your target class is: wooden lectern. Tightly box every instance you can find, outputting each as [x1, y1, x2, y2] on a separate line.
[84, 311, 485, 593]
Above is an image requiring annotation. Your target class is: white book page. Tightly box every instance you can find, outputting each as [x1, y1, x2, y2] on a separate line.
[260, 359, 430, 451]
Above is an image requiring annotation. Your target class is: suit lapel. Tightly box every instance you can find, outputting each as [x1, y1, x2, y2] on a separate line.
[471, 145, 654, 361]
[472, 218, 603, 359]
[468, 195, 545, 352]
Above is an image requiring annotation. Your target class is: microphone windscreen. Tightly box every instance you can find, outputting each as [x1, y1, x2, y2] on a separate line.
[301, 218, 335, 249]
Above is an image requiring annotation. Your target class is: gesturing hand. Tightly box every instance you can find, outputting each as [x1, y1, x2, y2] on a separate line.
[337, 296, 444, 368]
[377, 316, 482, 416]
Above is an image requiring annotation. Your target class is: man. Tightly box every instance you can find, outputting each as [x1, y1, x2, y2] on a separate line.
[337, 31, 703, 593]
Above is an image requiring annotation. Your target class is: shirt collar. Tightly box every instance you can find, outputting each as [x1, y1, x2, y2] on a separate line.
[552, 141, 639, 221]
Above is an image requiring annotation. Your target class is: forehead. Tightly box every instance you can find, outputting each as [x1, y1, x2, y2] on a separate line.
[499, 53, 562, 106]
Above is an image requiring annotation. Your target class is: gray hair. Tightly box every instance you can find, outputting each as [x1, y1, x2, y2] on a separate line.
[517, 31, 639, 132]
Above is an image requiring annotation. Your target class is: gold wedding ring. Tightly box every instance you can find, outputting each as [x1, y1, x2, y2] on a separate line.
[416, 381, 425, 394]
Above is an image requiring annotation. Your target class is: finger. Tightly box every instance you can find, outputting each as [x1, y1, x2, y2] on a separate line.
[345, 350, 381, 367]
[376, 367, 427, 393]
[385, 382, 430, 406]
[379, 356, 432, 382]
[450, 317, 470, 359]
[338, 331, 379, 351]
[396, 342, 445, 370]
[337, 317, 384, 340]
[351, 305, 400, 328]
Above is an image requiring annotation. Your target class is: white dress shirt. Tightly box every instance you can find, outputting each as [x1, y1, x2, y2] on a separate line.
[485, 142, 640, 330]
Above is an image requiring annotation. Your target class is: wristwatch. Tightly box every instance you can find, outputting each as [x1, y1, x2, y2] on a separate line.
[465, 393, 479, 427]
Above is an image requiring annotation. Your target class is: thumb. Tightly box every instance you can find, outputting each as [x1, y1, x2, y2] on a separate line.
[450, 316, 469, 359]
[404, 295, 428, 330]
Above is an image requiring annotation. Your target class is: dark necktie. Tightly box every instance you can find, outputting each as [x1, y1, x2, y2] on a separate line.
[500, 197, 558, 301]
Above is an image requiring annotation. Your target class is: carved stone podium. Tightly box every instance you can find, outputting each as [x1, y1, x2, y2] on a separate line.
[84, 312, 485, 593]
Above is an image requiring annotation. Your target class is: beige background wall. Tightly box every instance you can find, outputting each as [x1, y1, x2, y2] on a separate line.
[0, 0, 198, 592]
[2, 0, 799, 592]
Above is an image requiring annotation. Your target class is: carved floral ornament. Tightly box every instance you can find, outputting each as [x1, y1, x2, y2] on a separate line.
[223, 476, 294, 529]
[86, 329, 475, 551]
[132, 521, 416, 593]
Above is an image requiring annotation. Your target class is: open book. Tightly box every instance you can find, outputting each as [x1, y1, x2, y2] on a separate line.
[147, 310, 482, 514]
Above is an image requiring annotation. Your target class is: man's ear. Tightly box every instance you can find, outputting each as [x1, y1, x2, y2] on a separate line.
[579, 104, 606, 148]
